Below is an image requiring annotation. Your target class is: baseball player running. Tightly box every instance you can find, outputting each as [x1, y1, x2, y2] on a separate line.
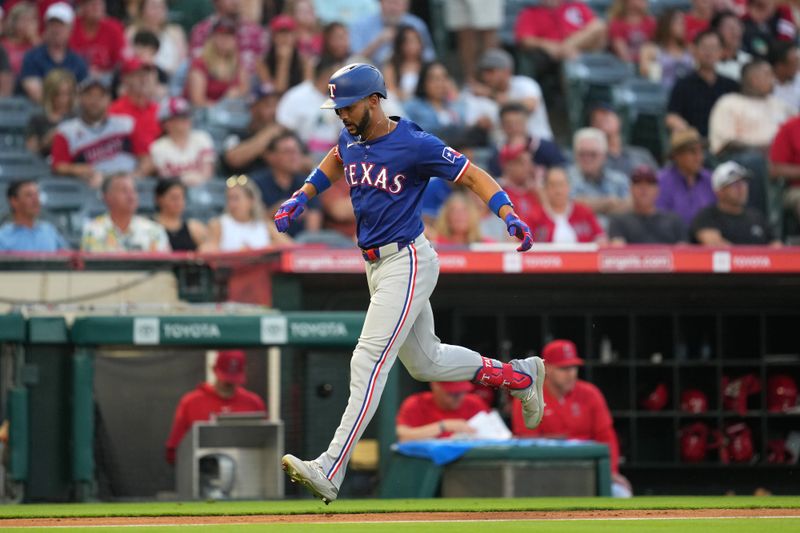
[275, 63, 544, 503]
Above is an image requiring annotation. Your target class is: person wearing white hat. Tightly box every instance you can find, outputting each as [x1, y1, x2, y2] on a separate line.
[690, 161, 780, 246]
[18, 2, 87, 103]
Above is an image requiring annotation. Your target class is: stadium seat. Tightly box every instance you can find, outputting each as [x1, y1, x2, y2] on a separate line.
[611, 78, 669, 161]
[0, 151, 51, 181]
[649, 0, 692, 16]
[563, 53, 634, 134]
[37, 177, 92, 247]
[0, 97, 38, 149]
[584, 0, 613, 17]
[135, 178, 159, 217]
[186, 179, 227, 221]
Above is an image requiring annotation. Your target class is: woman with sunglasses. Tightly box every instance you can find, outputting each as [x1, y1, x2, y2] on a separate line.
[201, 175, 290, 251]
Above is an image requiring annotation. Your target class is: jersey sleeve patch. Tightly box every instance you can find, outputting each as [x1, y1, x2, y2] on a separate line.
[416, 134, 471, 182]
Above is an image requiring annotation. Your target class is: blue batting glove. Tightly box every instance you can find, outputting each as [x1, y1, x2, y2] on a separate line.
[504, 212, 533, 252]
[274, 190, 308, 233]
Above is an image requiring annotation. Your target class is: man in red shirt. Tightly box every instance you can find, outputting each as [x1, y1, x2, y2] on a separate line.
[512, 340, 631, 495]
[769, 115, 800, 230]
[189, 0, 266, 75]
[69, 0, 126, 75]
[529, 167, 606, 243]
[499, 142, 543, 226]
[165, 350, 266, 464]
[109, 57, 161, 156]
[396, 381, 488, 441]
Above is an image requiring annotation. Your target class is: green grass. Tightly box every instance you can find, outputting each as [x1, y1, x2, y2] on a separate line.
[1, 518, 800, 533]
[0, 496, 798, 519]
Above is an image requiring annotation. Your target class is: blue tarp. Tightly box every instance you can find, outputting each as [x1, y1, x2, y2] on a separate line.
[393, 438, 594, 466]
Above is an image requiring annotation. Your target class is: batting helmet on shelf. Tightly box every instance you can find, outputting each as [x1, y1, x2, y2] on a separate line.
[767, 374, 798, 412]
[680, 422, 709, 462]
[642, 383, 669, 411]
[320, 63, 387, 109]
[724, 423, 754, 463]
[680, 389, 709, 414]
[722, 374, 761, 415]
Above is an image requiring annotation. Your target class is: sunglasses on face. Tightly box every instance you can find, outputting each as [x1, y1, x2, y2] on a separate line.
[226, 175, 249, 188]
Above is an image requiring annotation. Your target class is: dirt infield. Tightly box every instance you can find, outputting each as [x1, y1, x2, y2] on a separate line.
[4, 508, 800, 527]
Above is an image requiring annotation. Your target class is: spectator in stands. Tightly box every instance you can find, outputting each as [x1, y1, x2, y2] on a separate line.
[432, 192, 487, 246]
[383, 25, 426, 102]
[81, 173, 171, 252]
[657, 128, 715, 226]
[769, 41, 800, 110]
[25, 68, 75, 157]
[0, 179, 69, 252]
[530, 166, 606, 244]
[108, 57, 161, 155]
[708, 59, 794, 157]
[189, 0, 266, 76]
[223, 83, 283, 175]
[145, 97, 216, 186]
[514, 0, 607, 85]
[741, 0, 796, 60]
[290, 0, 324, 60]
[251, 131, 322, 236]
[607, 0, 656, 63]
[69, 0, 126, 76]
[257, 15, 311, 95]
[51, 77, 143, 188]
[276, 60, 343, 163]
[638, 9, 694, 90]
[395, 381, 488, 442]
[666, 30, 739, 137]
[313, 0, 379, 27]
[442, 0, 502, 84]
[498, 142, 543, 225]
[18, 2, 88, 103]
[691, 161, 779, 245]
[685, 0, 713, 42]
[126, 0, 188, 76]
[319, 22, 352, 64]
[0, 46, 11, 96]
[165, 350, 266, 464]
[185, 17, 250, 108]
[711, 10, 752, 81]
[153, 178, 207, 251]
[349, 0, 435, 66]
[567, 128, 631, 223]
[472, 48, 553, 141]
[403, 61, 468, 139]
[588, 102, 658, 177]
[1, 1, 40, 76]
[511, 339, 631, 498]
[121, 31, 169, 101]
[768, 113, 800, 227]
[202, 174, 288, 251]
[609, 165, 687, 244]
[488, 103, 566, 178]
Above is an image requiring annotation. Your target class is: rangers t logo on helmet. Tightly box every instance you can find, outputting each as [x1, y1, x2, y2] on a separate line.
[320, 63, 387, 110]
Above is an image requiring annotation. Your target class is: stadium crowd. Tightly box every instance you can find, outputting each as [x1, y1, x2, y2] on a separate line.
[0, 0, 799, 253]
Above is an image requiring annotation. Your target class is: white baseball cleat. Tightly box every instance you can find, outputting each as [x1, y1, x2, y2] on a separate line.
[509, 356, 546, 429]
[281, 454, 339, 504]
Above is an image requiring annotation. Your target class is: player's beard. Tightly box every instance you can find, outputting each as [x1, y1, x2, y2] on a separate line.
[354, 109, 371, 139]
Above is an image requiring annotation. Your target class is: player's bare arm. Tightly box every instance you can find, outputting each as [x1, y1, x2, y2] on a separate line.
[460, 163, 534, 252]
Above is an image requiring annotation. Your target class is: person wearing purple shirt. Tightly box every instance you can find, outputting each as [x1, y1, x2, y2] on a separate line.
[656, 128, 716, 226]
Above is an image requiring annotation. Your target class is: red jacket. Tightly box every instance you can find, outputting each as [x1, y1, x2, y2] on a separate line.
[529, 202, 604, 243]
[396, 392, 488, 439]
[165, 382, 266, 463]
[69, 16, 126, 72]
[512, 380, 620, 473]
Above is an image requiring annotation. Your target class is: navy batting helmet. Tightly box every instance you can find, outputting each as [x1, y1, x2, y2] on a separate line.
[320, 63, 387, 110]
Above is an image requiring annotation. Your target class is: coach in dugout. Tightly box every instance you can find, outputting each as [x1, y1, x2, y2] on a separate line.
[165, 350, 266, 464]
[395, 381, 488, 442]
[511, 339, 632, 497]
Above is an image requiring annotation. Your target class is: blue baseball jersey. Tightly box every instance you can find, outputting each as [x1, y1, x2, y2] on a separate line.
[335, 117, 470, 249]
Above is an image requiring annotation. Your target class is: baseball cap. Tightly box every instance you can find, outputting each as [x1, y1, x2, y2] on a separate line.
[158, 96, 191, 122]
[270, 14, 297, 32]
[248, 82, 277, 105]
[542, 339, 584, 367]
[432, 381, 474, 394]
[499, 142, 528, 167]
[214, 350, 246, 385]
[669, 127, 704, 156]
[712, 161, 749, 191]
[212, 16, 237, 35]
[45, 2, 74, 24]
[478, 48, 514, 71]
[120, 57, 154, 76]
[77, 75, 111, 93]
[630, 165, 658, 184]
